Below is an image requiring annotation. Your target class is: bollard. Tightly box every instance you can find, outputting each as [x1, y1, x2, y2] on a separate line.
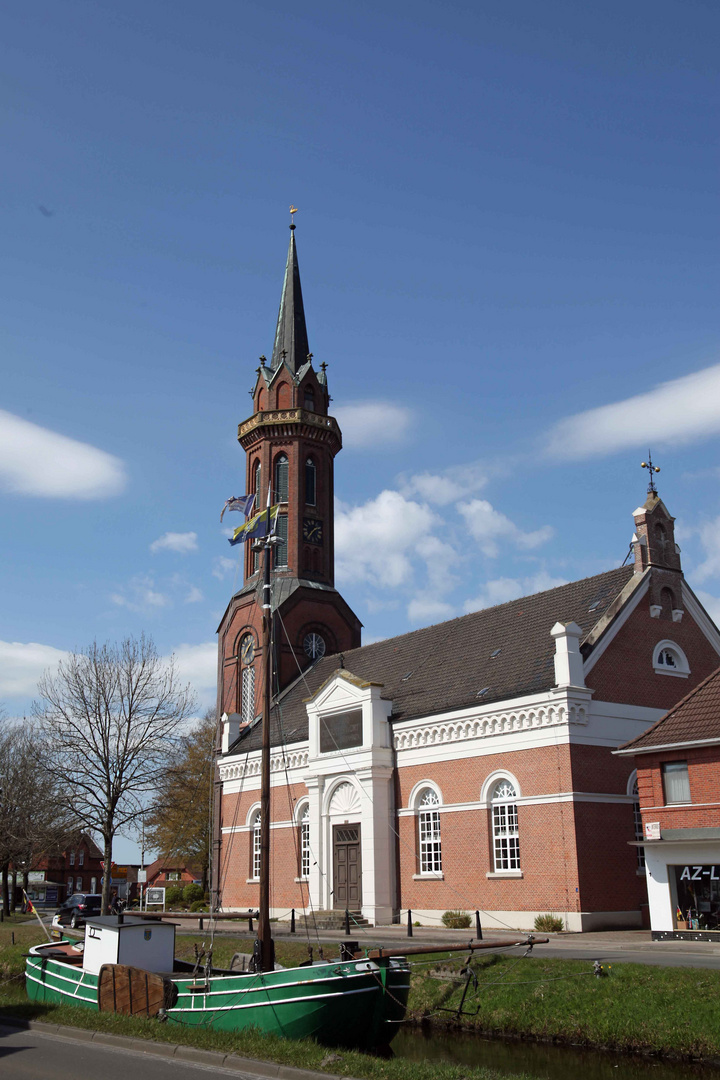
[407, 908, 413, 937]
[248, 913, 254, 933]
[344, 908, 350, 936]
[198, 917, 204, 931]
[475, 910, 483, 940]
[290, 908, 296, 934]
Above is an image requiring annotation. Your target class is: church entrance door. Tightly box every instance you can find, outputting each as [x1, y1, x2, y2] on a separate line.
[332, 824, 361, 910]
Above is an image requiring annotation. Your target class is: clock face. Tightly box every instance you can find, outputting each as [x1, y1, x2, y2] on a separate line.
[240, 634, 255, 665]
[302, 517, 323, 545]
[303, 633, 326, 660]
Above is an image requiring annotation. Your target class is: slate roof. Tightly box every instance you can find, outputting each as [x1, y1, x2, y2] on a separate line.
[231, 564, 635, 754]
[618, 664, 720, 754]
[270, 226, 310, 374]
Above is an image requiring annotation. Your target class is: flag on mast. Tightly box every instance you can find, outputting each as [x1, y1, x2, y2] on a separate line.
[220, 494, 256, 523]
[228, 503, 280, 546]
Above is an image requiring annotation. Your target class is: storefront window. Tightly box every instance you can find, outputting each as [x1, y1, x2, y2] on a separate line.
[674, 864, 720, 930]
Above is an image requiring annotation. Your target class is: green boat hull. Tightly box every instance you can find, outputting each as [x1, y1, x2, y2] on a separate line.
[26, 946, 410, 1049]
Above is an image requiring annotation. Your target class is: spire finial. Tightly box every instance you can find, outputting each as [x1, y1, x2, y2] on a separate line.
[641, 453, 660, 495]
[289, 205, 298, 230]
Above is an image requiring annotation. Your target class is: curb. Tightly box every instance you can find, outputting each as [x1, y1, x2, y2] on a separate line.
[0, 1017, 351, 1080]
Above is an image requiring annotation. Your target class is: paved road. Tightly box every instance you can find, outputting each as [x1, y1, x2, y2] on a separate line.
[0, 1023, 302, 1080]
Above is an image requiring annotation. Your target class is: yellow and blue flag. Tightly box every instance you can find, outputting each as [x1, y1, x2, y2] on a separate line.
[229, 504, 280, 546]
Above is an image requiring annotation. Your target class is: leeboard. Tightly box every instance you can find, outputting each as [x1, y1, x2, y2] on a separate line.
[98, 964, 175, 1016]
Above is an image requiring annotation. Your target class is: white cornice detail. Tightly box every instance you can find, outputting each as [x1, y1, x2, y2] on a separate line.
[219, 748, 308, 782]
[392, 698, 588, 751]
[396, 791, 636, 815]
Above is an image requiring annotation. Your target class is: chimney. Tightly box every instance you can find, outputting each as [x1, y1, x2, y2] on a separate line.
[550, 621, 585, 689]
[221, 712, 242, 754]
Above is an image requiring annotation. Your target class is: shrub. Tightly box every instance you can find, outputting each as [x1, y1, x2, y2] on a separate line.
[534, 913, 564, 932]
[183, 883, 204, 905]
[190, 900, 208, 912]
[441, 910, 472, 929]
[166, 886, 184, 907]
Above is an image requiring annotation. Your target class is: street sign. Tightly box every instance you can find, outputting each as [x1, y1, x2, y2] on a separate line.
[146, 887, 165, 907]
[137, 869, 147, 883]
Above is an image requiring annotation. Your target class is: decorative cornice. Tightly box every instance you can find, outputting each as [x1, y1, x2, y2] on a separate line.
[392, 701, 588, 750]
[238, 409, 341, 453]
[219, 748, 309, 781]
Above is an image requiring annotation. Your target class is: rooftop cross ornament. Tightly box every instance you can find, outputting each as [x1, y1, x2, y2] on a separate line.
[641, 453, 660, 495]
[289, 205, 298, 229]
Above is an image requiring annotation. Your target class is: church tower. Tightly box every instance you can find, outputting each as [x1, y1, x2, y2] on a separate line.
[217, 225, 362, 726]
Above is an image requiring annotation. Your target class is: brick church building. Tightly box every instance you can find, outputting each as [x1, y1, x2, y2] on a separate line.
[214, 227, 720, 931]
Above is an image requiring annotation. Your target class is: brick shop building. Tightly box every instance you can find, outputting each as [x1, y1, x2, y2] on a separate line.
[616, 665, 720, 939]
[214, 227, 720, 931]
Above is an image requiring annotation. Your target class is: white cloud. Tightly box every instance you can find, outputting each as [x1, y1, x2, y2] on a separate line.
[0, 409, 126, 499]
[168, 642, 217, 701]
[0, 640, 69, 699]
[212, 556, 237, 580]
[335, 490, 439, 588]
[545, 363, 720, 460]
[400, 463, 488, 506]
[692, 516, 720, 582]
[407, 597, 455, 624]
[185, 586, 204, 604]
[150, 531, 198, 554]
[333, 401, 413, 448]
[111, 575, 169, 611]
[464, 571, 569, 613]
[458, 499, 553, 557]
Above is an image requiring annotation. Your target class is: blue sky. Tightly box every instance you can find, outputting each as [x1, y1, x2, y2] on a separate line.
[2, 1, 720, 857]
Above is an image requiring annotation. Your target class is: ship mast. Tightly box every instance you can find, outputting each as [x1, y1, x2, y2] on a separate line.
[255, 491, 276, 973]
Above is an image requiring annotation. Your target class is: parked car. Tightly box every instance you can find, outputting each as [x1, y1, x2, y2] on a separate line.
[53, 893, 102, 929]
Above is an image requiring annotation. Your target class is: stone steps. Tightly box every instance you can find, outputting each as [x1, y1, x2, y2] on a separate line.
[294, 910, 370, 930]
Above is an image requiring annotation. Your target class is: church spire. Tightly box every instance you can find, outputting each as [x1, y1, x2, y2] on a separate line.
[270, 224, 310, 373]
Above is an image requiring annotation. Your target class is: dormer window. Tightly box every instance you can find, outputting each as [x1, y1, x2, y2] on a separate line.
[653, 640, 689, 678]
[304, 387, 314, 411]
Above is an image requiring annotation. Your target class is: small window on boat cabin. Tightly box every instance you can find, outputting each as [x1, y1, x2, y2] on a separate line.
[319, 710, 363, 754]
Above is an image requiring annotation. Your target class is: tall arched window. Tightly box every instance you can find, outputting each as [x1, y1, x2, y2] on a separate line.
[251, 811, 261, 880]
[252, 460, 262, 574]
[274, 514, 288, 568]
[492, 779, 520, 871]
[417, 788, 442, 874]
[299, 804, 310, 879]
[305, 458, 316, 506]
[241, 666, 255, 725]
[274, 454, 289, 502]
[632, 778, 646, 871]
[304, 386, 314, 411]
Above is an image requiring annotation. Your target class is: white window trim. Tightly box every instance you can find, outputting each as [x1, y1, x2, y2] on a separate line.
[490, 776, 521, 874]
[652, 639, 690, 678]
[486, 870, 523, 879]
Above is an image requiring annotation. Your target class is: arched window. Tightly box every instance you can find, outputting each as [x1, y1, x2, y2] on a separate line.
[299, 804, 310, 879]
[251, 810, 261, 880]
[274, 514, 288, 568]
[252, 461, 262, 574]
[491, 779, 520, 871]
[274, 454, 289, 502]
[241, 666, 255, 725]
[305, 458, 316, 506]
[653, 640, 689, 677]
[631, 777, 646, 871]
[417, 788, 442, 874]
[304, 386, 314, 411]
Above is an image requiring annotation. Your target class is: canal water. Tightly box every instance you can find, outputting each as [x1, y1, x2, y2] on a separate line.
[391, 1027, 720, 1080]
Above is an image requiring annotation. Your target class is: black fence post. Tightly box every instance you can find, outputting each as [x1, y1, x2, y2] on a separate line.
[248, 912, 254, 933]
[290, 908, 296, 934]
[475, 910, 483, 940]
[344, 908, 350, 936]
[407, 909, 413, 937]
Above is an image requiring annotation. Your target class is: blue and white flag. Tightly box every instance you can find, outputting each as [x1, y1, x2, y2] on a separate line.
[220, 493, 256, 523]
[228, 504, 280, 546]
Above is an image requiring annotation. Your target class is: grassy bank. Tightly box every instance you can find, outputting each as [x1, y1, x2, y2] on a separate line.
[3, 921, 720, 1073]
[407, 950, 720, 1060]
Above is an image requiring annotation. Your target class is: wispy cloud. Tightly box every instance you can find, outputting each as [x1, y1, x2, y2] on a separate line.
[545, 363, 720, 460]
[458, 499, 554, 557]
[400, 462, 489, 506]
[0, 640, 69, 699]
[150, 531, 198, 554]
[185, 586, 204, 604]
[0, 409, 126, 499]
[111, 575, 169, 611]
[333, 401, 413, 448]
[167, 642, 217, 702]
[212, 555, 237, 580]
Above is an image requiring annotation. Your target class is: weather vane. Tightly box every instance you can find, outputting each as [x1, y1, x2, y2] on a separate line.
[641, 453, 660, 495]
[289, 205, 299, 228]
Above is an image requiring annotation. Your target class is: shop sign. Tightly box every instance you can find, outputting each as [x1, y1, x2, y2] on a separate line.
[644, 821, 661, 840]
[28, 871, 46, 883]
[679, 865, 720, 880]
[137, 869, 147, 882]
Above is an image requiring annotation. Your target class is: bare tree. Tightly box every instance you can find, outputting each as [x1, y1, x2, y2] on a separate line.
[0, 718, 72, 915]
[33, 636, 196, 913]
